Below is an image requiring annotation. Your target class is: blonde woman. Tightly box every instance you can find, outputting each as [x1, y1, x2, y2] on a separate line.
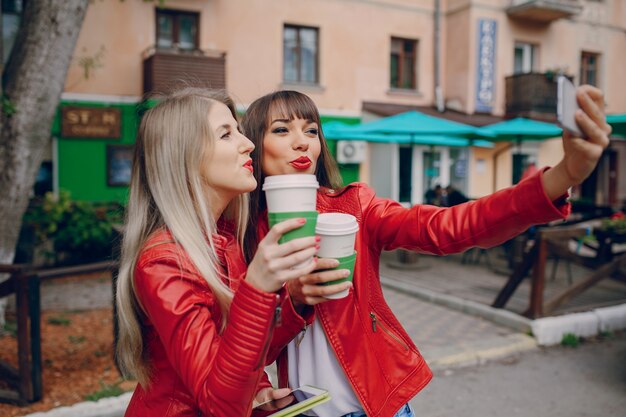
[116, 88, 314, 416]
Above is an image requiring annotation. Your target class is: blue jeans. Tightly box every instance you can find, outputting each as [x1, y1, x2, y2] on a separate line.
[342, 403, 414, 417]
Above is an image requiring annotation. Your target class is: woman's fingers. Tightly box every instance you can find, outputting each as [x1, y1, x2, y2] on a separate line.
[264, 217, 308, 244]
[300, 267, 350, 285]
[577, 87, 611, 133]
[267, 246, 319, 277]
[253, 387, 294, 411]
[270, 236, 319, 259]
[575, 109, 610, 150]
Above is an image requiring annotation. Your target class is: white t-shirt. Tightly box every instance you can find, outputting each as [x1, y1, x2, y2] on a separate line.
[287, 316, 363, 417]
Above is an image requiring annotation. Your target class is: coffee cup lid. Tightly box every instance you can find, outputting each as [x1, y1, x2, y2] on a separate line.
[263, 174, 319, 191]
[316, 213, 359, 235]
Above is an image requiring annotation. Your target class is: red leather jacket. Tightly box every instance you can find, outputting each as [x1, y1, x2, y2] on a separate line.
[264, 171, 569, 417]
[124, 226, 281, 417]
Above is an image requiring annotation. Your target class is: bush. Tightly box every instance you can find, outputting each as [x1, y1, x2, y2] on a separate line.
[18, 190, 123, 266]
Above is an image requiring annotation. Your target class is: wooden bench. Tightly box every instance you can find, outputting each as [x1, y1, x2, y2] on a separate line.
[0, 261, 118, 405]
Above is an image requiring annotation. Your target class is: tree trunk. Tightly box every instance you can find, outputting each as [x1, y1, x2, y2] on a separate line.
[0, 0, 89, 323]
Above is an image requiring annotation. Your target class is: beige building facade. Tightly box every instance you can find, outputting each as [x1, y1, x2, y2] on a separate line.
[38, 0, 626, 205]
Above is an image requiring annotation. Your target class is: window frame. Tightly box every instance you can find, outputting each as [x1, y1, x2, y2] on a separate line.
[155, 8, 200, 51]
[580, 51, 600, 87]
[513, 41, 538, 74]
[283, 24, 320, 85]
[390, 37, 418, 90]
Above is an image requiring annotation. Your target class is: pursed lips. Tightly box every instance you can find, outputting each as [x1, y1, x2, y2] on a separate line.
[243, 160, 253, 172]
[289, 156, 312, 170]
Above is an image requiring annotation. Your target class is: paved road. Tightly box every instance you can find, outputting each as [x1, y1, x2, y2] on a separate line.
[409, 331, 626, 417]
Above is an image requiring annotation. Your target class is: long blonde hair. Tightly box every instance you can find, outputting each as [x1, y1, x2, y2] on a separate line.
[115, 88, 249, 386]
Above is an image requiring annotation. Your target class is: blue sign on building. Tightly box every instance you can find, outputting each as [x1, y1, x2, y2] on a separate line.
[475, 19, 497, 113]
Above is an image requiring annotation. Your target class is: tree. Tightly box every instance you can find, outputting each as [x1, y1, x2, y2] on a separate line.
[0, 0, 90, 323]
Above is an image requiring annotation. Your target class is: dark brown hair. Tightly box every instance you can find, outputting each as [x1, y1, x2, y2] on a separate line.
[241, 90, 343, 262]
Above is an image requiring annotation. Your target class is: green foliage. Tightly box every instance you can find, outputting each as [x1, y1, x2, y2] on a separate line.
[599, 330, 614, 339]
[77, 45, 106, 80]
[47, 315, 72, 326]
[600, 212, 626, 235]
[3, 319, 17, 337]
[561, 333, 581, 348]
[2, 96, 16, 115]
[84, 380, 124, 401]
[22, 190, 124, 266]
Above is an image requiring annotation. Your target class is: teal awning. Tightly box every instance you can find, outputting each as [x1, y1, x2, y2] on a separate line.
[478, 117, 562, 141]
[347, 110, 491, 138]
[607, 113, 626, 138]
[323, 121, 493, 148]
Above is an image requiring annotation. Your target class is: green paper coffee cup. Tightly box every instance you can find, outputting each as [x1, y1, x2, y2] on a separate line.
[264, 175, 320, 268]
[316, 213, 359, 299]
[319, 251, 357, 299]
[268, 211, 319, 244]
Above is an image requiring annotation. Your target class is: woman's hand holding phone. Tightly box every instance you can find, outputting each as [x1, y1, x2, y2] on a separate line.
[253, 385, 330, 417]
[253, 387, 294, 411]
[542, 84, 612, 201]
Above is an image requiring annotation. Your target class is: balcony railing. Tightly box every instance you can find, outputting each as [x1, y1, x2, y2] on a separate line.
[505, 72, 564, 120]
[143, 48, 226, 96]
[506, 0, 583, 23]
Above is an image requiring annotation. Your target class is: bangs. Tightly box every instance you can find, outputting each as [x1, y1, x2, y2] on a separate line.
[266, 91, 320, 125]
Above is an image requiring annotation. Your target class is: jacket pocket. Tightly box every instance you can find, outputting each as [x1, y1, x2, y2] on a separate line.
[369, 311, 409, 351]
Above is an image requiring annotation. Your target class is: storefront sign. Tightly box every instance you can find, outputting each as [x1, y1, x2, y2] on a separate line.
[61, 106, 121, 138]
[475, 19, 497, 113]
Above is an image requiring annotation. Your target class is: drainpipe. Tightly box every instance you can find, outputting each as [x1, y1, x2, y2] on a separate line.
[434, 0, 445, 112]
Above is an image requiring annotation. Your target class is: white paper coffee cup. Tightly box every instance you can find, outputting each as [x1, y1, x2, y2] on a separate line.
[316, 213, 359, 258]
[316, 213, 359, 299]
[262, 174, 319, 213]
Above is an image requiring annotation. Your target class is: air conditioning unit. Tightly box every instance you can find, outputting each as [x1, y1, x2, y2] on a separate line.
[336, 140, 367, 164]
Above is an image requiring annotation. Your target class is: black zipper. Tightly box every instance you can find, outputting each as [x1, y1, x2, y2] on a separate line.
[369, 312, 409, 351]
[255, 294, 281, 370]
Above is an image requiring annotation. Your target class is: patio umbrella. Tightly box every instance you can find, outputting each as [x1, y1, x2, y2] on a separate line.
[477, 117, 562, 142]
[607, 113, 626, 138]
[323, 118, 493, 192]
[323, 120, 494, 148]
[346, 110, 491, 138]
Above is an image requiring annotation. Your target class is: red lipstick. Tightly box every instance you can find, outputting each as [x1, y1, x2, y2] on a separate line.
[243, 159, 253, 172]
[290, 156, 312, 170]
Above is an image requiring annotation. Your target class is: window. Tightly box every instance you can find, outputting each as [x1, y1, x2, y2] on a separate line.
[283, 25, 319, 84]
[2, 0, 22, 64]
[580, 52, 600, 86]
[390, 37, 417, 89]
[513, 42, 537, 74]
[156, 9, 199, 51]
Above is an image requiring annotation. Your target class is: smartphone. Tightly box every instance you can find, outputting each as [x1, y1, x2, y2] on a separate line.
[254, 385, 330, 417]
[557, 75, 585, 138]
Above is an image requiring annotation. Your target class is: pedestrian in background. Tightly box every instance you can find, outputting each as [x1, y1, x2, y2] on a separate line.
[242, 87, 611, 417]
[115, 88, 315, 416]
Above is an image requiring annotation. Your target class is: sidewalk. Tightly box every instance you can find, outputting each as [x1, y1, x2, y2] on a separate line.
[23, 248, 626, 417]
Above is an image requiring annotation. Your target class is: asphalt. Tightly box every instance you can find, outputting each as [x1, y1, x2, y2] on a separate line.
[22, 248, 626, 417]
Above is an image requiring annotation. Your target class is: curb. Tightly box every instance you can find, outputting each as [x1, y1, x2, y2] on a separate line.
[381, 275, 626, 347]
[380, 276, 532, 332]
[425, 333, 537, 370]
[532, 303, 626, 345]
